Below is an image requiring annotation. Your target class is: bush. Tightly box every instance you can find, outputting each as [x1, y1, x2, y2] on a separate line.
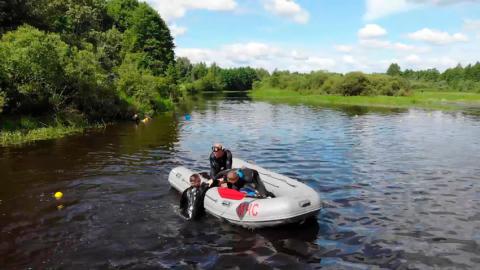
[0, 25, 70, 113]
[0, 0, 182, 137]
[0, 51, 5, 113]
[367, 74, 411, 96]
[116, 53, 172, 116]
[338, 72, 368, 96]
[320, 75, 342, 94]
[0, 93, 5, 113]
[220, 67, 259, 90]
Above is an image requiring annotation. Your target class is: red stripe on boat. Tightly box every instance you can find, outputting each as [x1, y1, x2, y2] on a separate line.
[217, 188, 245, 200]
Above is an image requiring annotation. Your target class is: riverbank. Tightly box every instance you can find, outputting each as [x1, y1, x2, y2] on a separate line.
[0, 125, 85, 146]
[0, 119, 108, 147]
[250, 88, 480, 110]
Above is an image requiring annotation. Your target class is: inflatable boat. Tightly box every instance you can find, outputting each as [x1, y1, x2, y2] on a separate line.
[168, 158, 321, 228]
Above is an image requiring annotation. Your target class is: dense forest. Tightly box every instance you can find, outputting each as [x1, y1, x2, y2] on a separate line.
[0, 0, 177, 122]
[0, 0, 262, 130]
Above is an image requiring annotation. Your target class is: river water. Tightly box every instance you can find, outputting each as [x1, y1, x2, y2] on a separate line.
[1, 93, 479, 269]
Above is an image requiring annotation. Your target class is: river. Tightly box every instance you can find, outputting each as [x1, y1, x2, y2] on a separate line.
[1, 92, 479, 269]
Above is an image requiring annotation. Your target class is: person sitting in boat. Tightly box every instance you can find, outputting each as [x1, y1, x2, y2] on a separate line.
[179, 174, 209, 220]
[209, 143, 232, 178]
[214, 168, 274, 198]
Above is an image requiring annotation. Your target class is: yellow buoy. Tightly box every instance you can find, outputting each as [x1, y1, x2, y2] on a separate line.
[54, 191, 63, 200]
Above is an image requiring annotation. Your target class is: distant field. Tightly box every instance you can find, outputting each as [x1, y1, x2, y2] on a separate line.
[250, 88, 480, 110]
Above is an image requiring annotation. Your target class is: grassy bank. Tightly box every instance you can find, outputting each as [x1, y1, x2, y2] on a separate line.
[0, 125, 85, 146]
[250, 87, 480, 110]
[0, 116, 111, 146]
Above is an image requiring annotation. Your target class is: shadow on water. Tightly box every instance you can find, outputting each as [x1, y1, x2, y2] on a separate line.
[0, 112, 181, 205]
[335, 105, 408, 117]
[253, 96, 410, 117]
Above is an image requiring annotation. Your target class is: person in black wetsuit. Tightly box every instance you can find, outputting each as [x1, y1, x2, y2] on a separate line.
[179, 174, 209, 220]
[209, 143, 232, 178]
[213, 168, 274, 198]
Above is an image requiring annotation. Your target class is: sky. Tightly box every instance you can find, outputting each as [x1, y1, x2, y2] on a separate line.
[145, 0, 480, 73]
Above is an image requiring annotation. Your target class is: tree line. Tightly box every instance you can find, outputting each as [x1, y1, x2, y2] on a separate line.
[254, 62, 480, 97]
[254, 70, 411, 96]
[387, 62, 480, 92]
[174, 57, 268, 93]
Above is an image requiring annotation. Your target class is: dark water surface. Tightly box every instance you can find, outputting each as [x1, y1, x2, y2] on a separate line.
[1, 93, 480, 269]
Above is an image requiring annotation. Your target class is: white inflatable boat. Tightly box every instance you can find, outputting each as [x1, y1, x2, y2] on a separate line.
[168, 158, 321, 228]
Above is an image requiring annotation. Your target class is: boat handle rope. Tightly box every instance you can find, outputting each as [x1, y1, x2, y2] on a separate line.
[261, 180, 280, 188]
[258, 172, 297, 188]
[205, 194, 217, 203]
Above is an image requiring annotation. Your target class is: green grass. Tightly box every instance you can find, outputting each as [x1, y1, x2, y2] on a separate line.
[250, 87, 480, 110]
[0, 125, 85, 146]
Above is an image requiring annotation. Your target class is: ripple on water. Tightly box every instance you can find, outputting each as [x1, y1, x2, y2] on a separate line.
[1, 97, 480, 269]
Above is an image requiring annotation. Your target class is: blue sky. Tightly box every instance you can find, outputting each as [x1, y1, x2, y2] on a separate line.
[146, 0, 480, 73]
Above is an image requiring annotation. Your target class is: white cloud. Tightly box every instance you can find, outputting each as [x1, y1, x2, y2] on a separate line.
[291, 50, 309, 60]
[146, 0, 238, 21]
[364, 0, 411, 21]
[358, 24, 388, 39]
[334, 45, 353, 53]
[176, 42, 335, 72]
[405, 54, 421, 63]
[305, 57, 336, 69]
[359, 39, 429, 53]
[223, 42, 282, 63]
[169, 24, 187, 37]
[176, 48, 214, 63]
[364, 0, 479, 20]
[464, 19, 480, 39]
[401, 54, 458, 70]
[359, 38, 391, 48]
[408, 28, 469, 45]
[263, 0, 310, 24]
[407, 0, 479, 5]
[393, 42, 415, 51]
[464, 19, 480, 31]
[343, 55, 356, 64]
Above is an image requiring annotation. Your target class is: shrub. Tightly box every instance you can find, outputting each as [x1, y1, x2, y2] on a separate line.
[320, 75, 342, 94]
[116, 53, 172, 116]
[367, 75, 411, 96]
[338, 72, 369, 96]
[0, 25, 70, 113]
[0, 93, 5, 113]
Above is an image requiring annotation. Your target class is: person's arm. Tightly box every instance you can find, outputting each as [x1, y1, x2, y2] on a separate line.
[209, 153, 218, 178]
[214, 169, 229, 181]
[180, 188, 189, 210]
[225, 150, 233, 170]
[252, 170, 272, 197]
[207, 178, 221, 187]
[200, 182, 210, 190]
